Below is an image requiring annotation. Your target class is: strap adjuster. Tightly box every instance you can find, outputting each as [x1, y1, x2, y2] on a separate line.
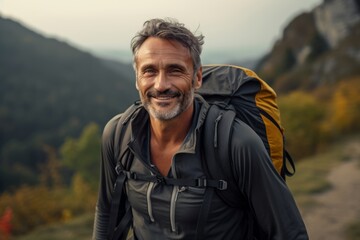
[217, 180, 227, 190]
[156, 176, 165, 183]
[125, 171, 137, 180]
[196, 178, 227, 190]
[196, 178, 207, 187]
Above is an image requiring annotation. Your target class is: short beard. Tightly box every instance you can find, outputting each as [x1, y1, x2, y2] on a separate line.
[141, 87, 195, 121]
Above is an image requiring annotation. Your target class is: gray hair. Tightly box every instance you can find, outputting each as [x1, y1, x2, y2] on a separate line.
[131, 18, 204, 72]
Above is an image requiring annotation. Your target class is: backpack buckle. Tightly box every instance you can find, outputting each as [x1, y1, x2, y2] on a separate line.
[196, 178, 207, 187]
[125, 171, 137, 180]
[217, 180, 228, 190]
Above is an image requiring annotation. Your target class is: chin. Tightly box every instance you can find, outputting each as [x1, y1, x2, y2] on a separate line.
[149, 105, 181, 121]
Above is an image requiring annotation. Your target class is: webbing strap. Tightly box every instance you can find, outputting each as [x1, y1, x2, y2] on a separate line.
[284, 150, 296, 177]
[108, 103, 142, 240]
[123, 171, 227, 190]
[195, 187, 214, 240]
[112, 204, 133, 240]
[108, 172, 127, 240]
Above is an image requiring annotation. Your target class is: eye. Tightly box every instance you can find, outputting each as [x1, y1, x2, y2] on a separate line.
[142, 67, 156, 76]
[171, 68, 181, 73]
[168, 66, 185, 75]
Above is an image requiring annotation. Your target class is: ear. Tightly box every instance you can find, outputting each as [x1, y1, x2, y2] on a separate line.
[135, 69, 140, 90]
[194, 66, 202, 90]
[135, 79, 139, 90]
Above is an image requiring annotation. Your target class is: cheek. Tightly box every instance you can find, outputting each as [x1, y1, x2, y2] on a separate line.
[136, 77, 152, 93]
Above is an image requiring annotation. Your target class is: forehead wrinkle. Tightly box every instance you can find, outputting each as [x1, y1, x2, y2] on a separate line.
[137, 53, 190, 71]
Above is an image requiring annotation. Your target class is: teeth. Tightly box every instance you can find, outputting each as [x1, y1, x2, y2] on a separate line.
[156, 96, 172, 99]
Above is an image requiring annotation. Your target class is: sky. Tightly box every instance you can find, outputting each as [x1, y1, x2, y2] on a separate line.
[0, 0, 322, 61]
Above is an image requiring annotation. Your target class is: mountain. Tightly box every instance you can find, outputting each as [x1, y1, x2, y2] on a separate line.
[0, 16, 137, 190]
[255, 0, 360, 93]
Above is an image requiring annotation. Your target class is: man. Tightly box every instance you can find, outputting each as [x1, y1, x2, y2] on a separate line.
[93, 18, 308, 239]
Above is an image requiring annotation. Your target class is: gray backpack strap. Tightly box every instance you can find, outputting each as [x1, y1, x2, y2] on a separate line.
[196, 105, 237, 239]
[108, 102, 142, 240]
[114, 102, 142, 170]
[202, 104, 244, 208]
[201, 104, 256, 240]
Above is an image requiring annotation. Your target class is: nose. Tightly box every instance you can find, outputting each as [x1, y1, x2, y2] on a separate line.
[154, 71, 170, 92]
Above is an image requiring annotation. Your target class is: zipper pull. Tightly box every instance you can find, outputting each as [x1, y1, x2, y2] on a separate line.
[178, 186, 187, 192]
[214, 114, 223, 148]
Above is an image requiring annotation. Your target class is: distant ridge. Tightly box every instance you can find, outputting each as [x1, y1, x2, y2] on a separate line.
[0, 16, 137, 190]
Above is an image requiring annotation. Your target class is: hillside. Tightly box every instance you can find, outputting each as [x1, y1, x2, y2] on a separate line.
[0, 16, 137, 191]
[255, 0, 360, 93]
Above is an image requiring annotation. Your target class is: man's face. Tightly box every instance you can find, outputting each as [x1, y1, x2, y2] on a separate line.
[135, 37, 202, 121]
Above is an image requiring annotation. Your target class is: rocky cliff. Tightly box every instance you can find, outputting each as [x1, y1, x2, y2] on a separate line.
[255, 0, 360, 93]
[315, 0, 360, 48]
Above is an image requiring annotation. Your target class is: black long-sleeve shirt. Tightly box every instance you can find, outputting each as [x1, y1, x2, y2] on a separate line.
[93, 99, 308, 239]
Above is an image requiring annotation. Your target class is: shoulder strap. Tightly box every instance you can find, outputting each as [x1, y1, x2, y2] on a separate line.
[107, 102, 141, 240]
[200, 104, 255, 240]
[114, 102, 142, 169]
[283, 149, 296, 177]
[202, 104, 244, 208]
[108, 172, 132, 240]
[196, 104, 242, 239]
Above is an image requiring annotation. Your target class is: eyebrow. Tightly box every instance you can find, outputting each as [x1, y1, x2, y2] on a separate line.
[139, 64, 155, 71]
[139, 63, 187, 71]
[167, 64, 186, 71]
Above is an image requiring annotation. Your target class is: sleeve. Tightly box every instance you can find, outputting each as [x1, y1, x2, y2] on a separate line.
[92, 115, 122, 240]
[231, 119, 308, 240]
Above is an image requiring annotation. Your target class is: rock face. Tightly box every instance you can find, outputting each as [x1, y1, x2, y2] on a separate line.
[255, 0, 360, 93]
[314, 0, 360, 48]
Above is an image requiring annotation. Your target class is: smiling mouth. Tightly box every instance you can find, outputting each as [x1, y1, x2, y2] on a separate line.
[148, 90, 180, 100]
[151, 96, 177, 106]
[154, 95, 176, 100]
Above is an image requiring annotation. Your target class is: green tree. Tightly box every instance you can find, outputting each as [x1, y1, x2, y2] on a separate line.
[60, 123, 101, 190]
[40, 145, 63, 188]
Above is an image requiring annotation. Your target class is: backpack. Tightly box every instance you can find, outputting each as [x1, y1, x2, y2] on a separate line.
[107, 64, 295, 240]
[192, 64, 296, 211]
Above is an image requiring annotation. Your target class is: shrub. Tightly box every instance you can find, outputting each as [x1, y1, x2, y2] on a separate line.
[278, 91, 326, 159]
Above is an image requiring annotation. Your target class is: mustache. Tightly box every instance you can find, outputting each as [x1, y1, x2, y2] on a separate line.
[147, 89, 181, 98]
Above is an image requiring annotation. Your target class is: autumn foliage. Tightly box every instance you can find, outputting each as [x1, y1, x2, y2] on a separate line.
[0, 182, 97, 236]
[322, 77, 360, 134]
[0, 207, 12, 240]
[0, 124, 100, 236]
[278, 76, 360, 159]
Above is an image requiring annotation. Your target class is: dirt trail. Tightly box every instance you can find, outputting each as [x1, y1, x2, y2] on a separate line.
[302, 140, 360, 240]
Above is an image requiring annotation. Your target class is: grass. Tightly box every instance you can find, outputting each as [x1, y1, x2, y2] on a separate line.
[13, 213, 94, 240]
[344, 219, 360, 240]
